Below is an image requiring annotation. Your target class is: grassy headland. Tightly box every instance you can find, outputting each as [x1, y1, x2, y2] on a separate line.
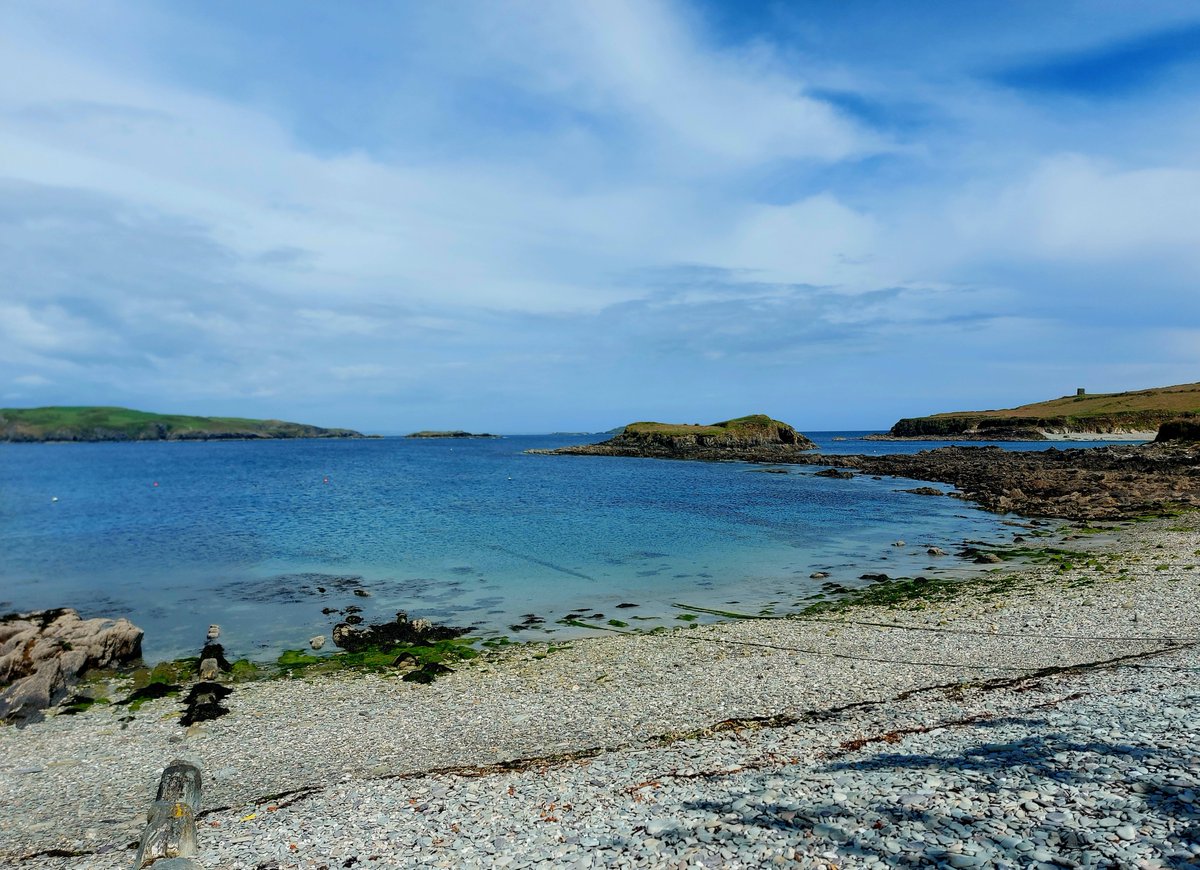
[881, 382, 1200, 439]
[0, 406, 365, 442]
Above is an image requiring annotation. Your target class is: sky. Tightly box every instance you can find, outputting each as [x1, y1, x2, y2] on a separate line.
[2, 0, 1199, 433]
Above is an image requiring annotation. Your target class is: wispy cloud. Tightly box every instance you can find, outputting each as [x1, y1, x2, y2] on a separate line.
[0, 0, 1197, 429]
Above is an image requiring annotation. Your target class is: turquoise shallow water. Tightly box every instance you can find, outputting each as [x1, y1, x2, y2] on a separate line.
[0, 432, 1136, 662]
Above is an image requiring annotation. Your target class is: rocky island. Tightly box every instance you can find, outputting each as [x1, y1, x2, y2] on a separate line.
[871, 382, 1200, 440]
[405, 430, 499, 439]
[528, 414, 816, 461]
[0, 406, 365, 442]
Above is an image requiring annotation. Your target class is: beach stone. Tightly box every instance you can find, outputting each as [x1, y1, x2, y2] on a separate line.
[309, 635, 326, 650]
[198, 658, 218, 681]
[0, 609, 143, 722]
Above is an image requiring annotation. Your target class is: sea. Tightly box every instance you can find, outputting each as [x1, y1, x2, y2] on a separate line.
[0, 432, 1144, 663]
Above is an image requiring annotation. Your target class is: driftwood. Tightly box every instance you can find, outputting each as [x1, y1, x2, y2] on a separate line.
[132, 759, 202, 868]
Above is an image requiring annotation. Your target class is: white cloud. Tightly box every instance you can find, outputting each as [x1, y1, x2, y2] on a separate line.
[955, 154, 1200, 262]
[469, 0, 878, 166]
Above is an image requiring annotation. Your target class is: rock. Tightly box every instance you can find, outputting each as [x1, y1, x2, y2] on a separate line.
[180, 682, 232, 727]
[902, 486, 945, 496]
[331, 614, 467, 653]
[206, 624, 220, 640]
[198, 658, 219, 681]
[810, 572, 830, 579]
[927, 547, 948, 556]
[815, 468, 855, 479]
[892, 541, 906, 547]
[309, 635, 326, 650]
[353, 589, 371, 597]
[975, 553, 1004, 564]
[0, 609, 143, 722]
[1155, 417, 1200, 442]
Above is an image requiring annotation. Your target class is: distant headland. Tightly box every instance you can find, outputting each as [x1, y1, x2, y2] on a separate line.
[528, 414, 815, 461]
[405, 431, 500, 439]
[870, 383, 1200, 441]
[0, 406, 367, 442]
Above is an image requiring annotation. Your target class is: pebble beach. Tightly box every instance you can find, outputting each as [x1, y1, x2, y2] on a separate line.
[2, 515, 1197, 869]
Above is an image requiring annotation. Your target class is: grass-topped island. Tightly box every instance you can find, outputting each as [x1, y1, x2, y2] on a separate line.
[0, 406, 366, 442]
[529, 414, 816, 461]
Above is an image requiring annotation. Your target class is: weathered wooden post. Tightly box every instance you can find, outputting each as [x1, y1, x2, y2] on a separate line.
[132, 759, 203, 868]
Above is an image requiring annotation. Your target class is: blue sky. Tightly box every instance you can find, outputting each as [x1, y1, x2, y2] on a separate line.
[2, 0, 1199, 432]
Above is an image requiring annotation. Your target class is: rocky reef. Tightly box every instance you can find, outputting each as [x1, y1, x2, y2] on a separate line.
[0, 609, 143, 722]
[798, 442, 1200, 520]
[529, 414, 816, 461]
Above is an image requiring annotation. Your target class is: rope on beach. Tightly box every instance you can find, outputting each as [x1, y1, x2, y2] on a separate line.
[792, 614, 1197, 645]
[652, 630, 1194, 673]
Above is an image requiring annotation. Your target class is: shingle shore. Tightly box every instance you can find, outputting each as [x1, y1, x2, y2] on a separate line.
[1, 516, 1197, 868]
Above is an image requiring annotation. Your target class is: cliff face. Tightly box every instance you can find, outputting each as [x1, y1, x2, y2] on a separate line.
[531, 414, 816, 460]
[882, 411, 1173, 440]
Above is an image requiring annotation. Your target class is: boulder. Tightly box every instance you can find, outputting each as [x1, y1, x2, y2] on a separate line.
[0, 609, 143, 722]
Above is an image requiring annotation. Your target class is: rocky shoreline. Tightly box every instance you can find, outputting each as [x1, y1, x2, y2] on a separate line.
[796, 442, 1200, 520]
[2, 512, 1197, 868]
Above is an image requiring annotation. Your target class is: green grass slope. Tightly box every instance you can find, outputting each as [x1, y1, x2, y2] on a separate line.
[617, 414, 815, 448]
[0, 406, 364, 442]
[889, 383, 1200, 438]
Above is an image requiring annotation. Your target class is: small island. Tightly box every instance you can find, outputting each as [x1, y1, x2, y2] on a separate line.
[0, 406, 366, 442]
[405, 430, 500, 439]
[529, 414, 815, 461]
[871, 382, 1200, 441]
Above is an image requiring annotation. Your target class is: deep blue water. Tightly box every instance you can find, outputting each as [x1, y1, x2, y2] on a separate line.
[0, 432, 1145, 662]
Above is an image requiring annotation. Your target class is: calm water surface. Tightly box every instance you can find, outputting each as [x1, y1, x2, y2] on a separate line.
[0, 432, 1142, 661]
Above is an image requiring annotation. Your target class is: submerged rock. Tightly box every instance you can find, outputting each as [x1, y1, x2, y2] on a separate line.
[0, 609, 143, 722]
[331, 612, 467, 652]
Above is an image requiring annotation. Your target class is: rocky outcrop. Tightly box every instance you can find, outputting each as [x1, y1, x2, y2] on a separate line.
[1155, 416, 1200, 443]
[0, 609, 143, 722]
[530, 414, 816, 462]
[405, 431, 499, 439]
